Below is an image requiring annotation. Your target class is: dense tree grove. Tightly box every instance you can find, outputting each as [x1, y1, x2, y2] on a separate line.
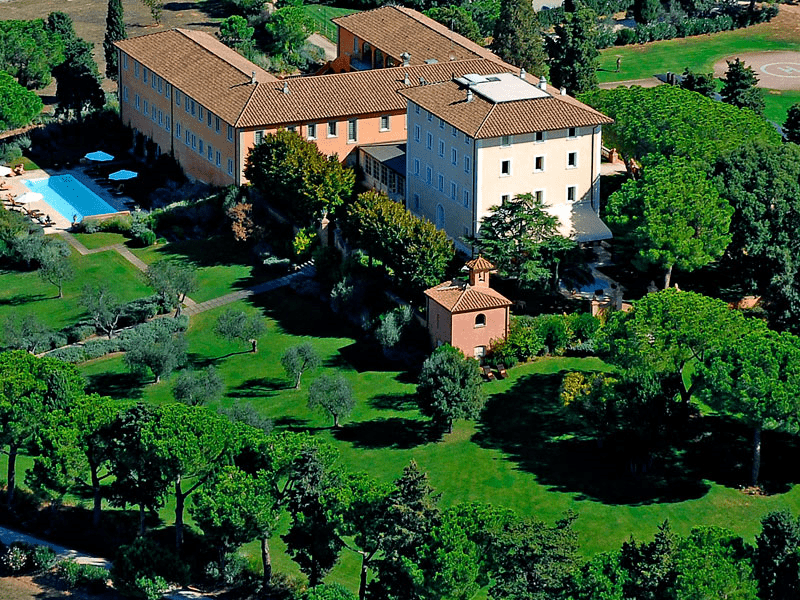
[245, 130, 355, 227]
[605, 157, 732, 288]
[580, 85, 779, 165]
[0, 70, 43, 132]
[490, 0, 547, 75]
[343, 190, 455, 294]
[547, 4, 600, 95]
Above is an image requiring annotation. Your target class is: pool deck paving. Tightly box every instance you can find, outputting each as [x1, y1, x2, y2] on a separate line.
[2, 165, 136, 232]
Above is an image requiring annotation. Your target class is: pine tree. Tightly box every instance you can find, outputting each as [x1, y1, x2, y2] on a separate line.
[784, 103, 800, 145]
[104, 0, 127, 80]
[547, 3, 600, 95]
[490, 0, 547, 76]
[720, 58, 764, 115]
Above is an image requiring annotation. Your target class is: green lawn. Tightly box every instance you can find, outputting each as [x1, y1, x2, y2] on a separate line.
[302, 4, 356, 43]
[0, 247, 152, 330]
[72, 232, 129, 250]
[597, 19, 800, 123]
[75, 289, 800, 592]
[130, 237, 273, 303]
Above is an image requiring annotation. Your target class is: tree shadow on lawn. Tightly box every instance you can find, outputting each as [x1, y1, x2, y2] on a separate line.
[273, 415, 311, 430]
[249, 289, 360, 340]
[0, 292, 50, 307]
[84, 371, 145, 400]
[228, 376, 291, 399]
[369, 393, 419, 411]
[333, 417, 434, 450]
[474, 372, 800, 504]
[473, 372, 710, 505]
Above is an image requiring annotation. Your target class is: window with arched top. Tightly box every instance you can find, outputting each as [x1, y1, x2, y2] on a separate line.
[475, 313, 486, 328]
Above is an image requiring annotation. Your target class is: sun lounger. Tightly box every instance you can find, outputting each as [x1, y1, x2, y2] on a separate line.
[481, 365, 496, 381]
[497, 366, 508, 379]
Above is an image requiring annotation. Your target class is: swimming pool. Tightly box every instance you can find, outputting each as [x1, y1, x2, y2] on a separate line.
[23, 175, 117, 221]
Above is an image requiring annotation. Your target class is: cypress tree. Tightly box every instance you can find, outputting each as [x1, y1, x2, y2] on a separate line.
[720, 58, 764, 115]
[490, 0, 547, 76]
[547, 3, 599, 95]
[783, 103, 800, 145]
[104, 0, 127, 80]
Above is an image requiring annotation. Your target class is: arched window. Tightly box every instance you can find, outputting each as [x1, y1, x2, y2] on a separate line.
[436, 204, 445, 229]
[475, 313, 486, 328]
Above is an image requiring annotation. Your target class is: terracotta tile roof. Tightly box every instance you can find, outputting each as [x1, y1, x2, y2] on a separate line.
[333, 6, 497, 66]
[465, 255, 495, 271]
[115, 29, 276, 125]
[398, 77, 612, 138]
[236, 58, 506, 128]
[425, 279, 511, 313]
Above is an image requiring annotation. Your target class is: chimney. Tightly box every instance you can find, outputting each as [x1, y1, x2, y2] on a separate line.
[560, 87, 567, 96]
[250, 71, 256, 85]
[402, 52, 410, 66]
[419, 77, 426, 85]
[538, 75, 547, 90]
[282, 81, 289, 95]
[404, 72, 410, 85]
[466, 88, 473, 103]
[520, 67, 526, 80]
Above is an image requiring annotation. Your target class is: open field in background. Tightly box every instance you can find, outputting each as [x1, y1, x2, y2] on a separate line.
[598, 4, 800, 123]
[302, 4, 356, 43]
[0, 0, 223, 97]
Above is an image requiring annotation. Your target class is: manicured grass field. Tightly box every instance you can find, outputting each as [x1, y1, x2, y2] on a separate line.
[0, 247, 152, 330]
[77, 288, 800, 592]
[72, 232, 128, 250]
[302, 4, 357, 42]
[130, 237, 273, 303]
[598, 25, 800, 84]
[597, 15, 800, 123]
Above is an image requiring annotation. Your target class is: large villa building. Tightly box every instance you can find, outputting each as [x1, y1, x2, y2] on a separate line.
[114, 6, 613, 246]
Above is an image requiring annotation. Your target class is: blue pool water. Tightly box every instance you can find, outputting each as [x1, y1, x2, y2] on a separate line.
[23, 175, 117, 221]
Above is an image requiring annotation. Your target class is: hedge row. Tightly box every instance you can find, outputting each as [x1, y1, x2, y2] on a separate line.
[490, 313, 600, 367]
[606, 6, 778, 48]
[48, 315, 188, 363]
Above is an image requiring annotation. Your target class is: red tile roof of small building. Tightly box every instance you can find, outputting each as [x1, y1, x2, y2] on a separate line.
[425, 279, 511, 313]
[465, 255, 495, 271]
[333, 6, 498, 66]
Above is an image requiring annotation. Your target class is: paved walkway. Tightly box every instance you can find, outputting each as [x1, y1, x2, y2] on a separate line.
[0, 525, 110, 569]
[183, 262, 315, 316]
[0, 525, 212, 599]
[58, 230, 314, 315]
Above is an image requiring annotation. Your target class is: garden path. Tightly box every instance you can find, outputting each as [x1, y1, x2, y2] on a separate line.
[57, 231, 314, 315]
[0, 524, 212, 598]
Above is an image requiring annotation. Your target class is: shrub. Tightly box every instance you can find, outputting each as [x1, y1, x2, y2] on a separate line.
[47, 345, 90, 363]
[132, 575, 169, 600]
[1, 543, 31, 574]
[568, 312, 600, 345]
[533, 314, 572, 355]
[31, 545, 56, 573]
[204, 553, 249, 585]
[615, 27, 636, 45]
[62, 322, 96, 344]
[82, 338, 123, 359]
[134, 228, 156, 247]
[120, 295, 162, 324]
[111, 538, 189, 598]
[57, 560, 108, 592]
[57, 559, 83, 587]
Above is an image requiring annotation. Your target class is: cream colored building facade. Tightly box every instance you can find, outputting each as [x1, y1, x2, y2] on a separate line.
[401, 73, 612, 252]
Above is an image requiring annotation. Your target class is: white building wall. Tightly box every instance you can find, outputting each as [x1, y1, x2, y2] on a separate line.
[406, 100, 604, 248]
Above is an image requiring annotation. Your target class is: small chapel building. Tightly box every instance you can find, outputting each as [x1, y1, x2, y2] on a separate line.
[423, 256, 511, 359]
